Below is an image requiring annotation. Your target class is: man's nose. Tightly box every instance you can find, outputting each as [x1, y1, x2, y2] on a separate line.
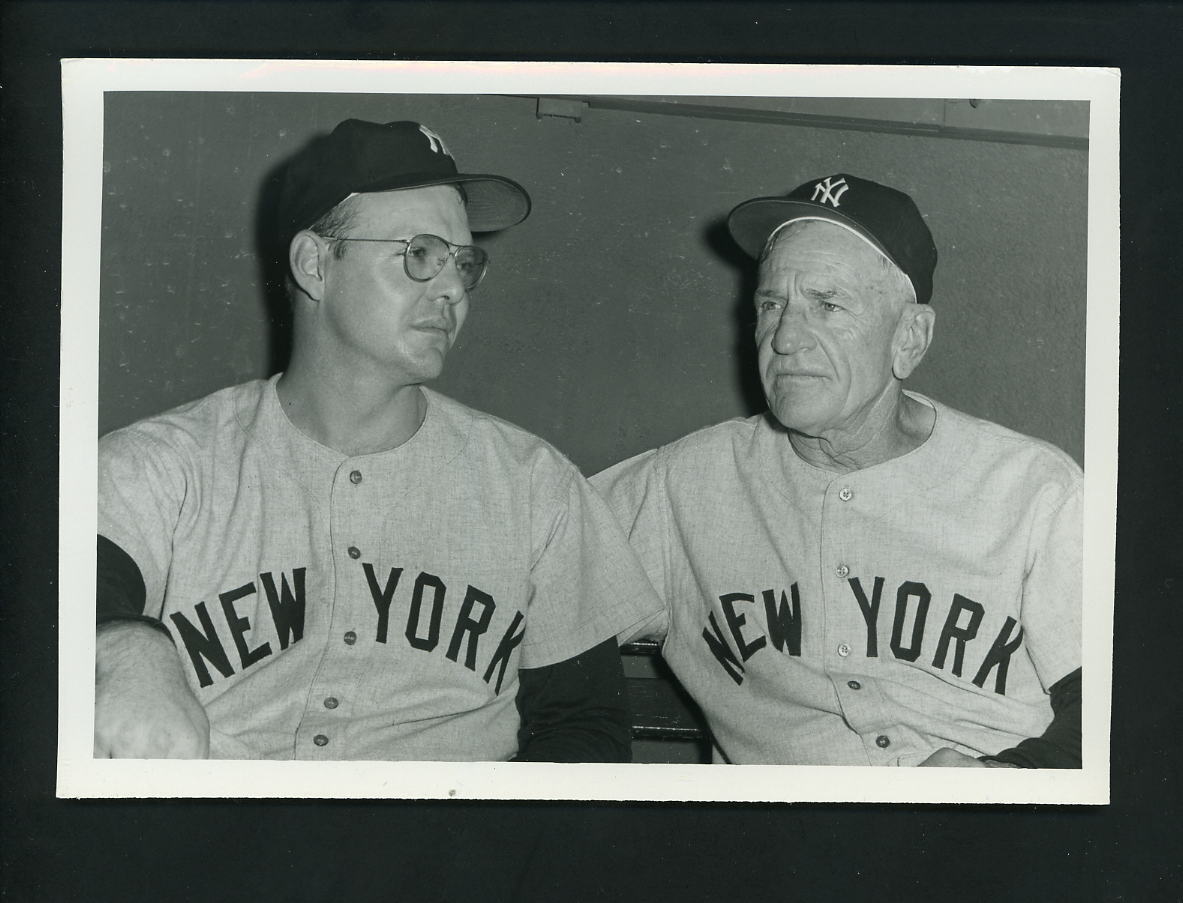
[771, 306, 815, 355]
[430, 260, 468, 304]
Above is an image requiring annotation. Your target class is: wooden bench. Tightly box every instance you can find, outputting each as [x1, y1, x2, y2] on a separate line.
[622, 639, 712, 761]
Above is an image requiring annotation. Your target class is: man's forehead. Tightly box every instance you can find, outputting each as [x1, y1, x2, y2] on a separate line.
[350, 184, 467, 212]
[349, 185, 471, 229]
[763, 220, 885, 270]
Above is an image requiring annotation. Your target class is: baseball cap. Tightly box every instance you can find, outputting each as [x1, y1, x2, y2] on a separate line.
[727, 173, 938, 303]
[277, 119, 532, 240]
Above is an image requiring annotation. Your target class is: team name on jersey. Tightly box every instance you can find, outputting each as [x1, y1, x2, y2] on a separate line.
[168, 561, 525, 695]
[701, 576, 1026, 696]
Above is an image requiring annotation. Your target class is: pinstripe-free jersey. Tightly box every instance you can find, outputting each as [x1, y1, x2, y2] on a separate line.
[593, 392, 1082, 765]
[99, 375, 659, 761]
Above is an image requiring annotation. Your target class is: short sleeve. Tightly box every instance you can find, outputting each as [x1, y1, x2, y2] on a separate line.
[519, 462, 665, 669]
[97, 427, 189, 617]
[1020, 478, 1084, 689]
[590, 449, 672, 642]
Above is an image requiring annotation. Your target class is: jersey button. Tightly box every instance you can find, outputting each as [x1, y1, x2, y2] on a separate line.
[313, 734, 329, 747]
[839, 487, 853, 501]
[835, 564, 850, 578]
[324, 697, 339, 709]
[837, 643, 851, 657]
[875, 734, 891, 749]
[350, 470, 363, 485]
[847, 680, 862, 690]
[343, 631, 357, 645]
[347, 546, 361, 559]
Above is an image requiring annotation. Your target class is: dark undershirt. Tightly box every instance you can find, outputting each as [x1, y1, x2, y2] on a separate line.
[513, 637, 630, 762]
[96, 535, 631, 762]
[981, 667, 1082, 768]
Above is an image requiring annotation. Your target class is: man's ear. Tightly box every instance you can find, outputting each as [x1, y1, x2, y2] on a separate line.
[289, 231, 327, 303]
[893, 303, 936, 380]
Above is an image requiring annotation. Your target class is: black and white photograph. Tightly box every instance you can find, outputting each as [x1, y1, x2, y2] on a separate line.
[58, 60, 1118, 804]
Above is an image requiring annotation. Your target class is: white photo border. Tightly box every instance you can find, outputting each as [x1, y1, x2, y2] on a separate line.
[58, 58, 1119, 804]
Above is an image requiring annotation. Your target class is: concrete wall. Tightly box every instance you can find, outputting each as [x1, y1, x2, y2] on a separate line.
[99, 92, 1087, 470]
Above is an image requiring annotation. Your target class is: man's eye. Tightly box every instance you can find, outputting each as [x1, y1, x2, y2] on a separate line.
[757, 298, 783, 313]
[406, 246, 431, 261]
[822, 301, 842, 312]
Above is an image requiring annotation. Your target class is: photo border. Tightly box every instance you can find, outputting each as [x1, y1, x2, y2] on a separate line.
[58, 58, 1119, 804]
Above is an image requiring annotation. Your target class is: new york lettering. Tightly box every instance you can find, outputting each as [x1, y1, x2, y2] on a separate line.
[169, 563, 523, 695]
[170, 567, 306, 688]
[700, 576, 1024, 695]
[364, 563, 524, 694]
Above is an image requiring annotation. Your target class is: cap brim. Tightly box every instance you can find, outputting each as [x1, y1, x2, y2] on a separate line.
[454, 175, 532, 233]
[727, 197, 894, 263]
[356, 172, 532, 233]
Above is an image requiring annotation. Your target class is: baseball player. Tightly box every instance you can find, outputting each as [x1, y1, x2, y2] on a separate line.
[594, 174, 1083, 767]
[94, 119, 661, 761]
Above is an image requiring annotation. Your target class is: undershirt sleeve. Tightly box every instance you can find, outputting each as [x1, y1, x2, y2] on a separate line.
[513, 636, 631, 763]
[96, 534, 171, 638]
[982, 667, 1082, 768]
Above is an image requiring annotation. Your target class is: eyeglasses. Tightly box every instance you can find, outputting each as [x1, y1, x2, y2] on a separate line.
[322, 233, 489, 290]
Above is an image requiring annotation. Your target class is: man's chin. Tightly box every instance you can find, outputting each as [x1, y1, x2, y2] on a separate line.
[396, 350, 449, 384]
[767, 399, 828, 436]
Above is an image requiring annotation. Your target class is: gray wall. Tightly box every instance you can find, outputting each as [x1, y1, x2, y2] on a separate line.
[99, 93, 1087, 469]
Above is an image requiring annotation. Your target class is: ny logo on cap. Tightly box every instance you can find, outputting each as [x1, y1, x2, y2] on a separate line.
[811, 176, 849, 207]
[418, 124, 451, 157]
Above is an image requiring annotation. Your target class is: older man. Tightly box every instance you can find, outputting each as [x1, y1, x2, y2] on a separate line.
[594, 174, 1082, 767]
[94, 119, 659, 761]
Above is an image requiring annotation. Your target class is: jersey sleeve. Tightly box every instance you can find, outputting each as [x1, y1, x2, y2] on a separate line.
[590, 449, 672, 643]
[518, 459, 665, 669]
[1020, 476, 1084, 689]
[97, 427, 189, 619]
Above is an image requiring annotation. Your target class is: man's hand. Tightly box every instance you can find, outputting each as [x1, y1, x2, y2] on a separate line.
[919, 747, 991, 767]
[94, 622, 210, 758]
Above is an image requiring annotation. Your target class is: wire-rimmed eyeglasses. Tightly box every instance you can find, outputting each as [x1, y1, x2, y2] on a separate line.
[320, 233, 489, 290]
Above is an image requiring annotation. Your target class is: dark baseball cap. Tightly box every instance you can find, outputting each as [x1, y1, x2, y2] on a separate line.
[727, 173, 938, 303]
[278, 119, 531, 240]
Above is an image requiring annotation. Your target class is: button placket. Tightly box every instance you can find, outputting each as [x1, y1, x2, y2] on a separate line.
[314, 460, 373, 762]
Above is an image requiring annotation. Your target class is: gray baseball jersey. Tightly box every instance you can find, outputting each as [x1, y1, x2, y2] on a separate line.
[593, 392, 1082, 765]
[99, 375, 659, 761]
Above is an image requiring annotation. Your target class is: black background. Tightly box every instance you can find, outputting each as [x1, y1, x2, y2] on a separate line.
[2, 3, 1179, 901]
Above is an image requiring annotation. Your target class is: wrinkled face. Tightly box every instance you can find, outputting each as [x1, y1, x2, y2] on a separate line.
[318, 185, 474, 383]
[754, 220, 912, 440]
